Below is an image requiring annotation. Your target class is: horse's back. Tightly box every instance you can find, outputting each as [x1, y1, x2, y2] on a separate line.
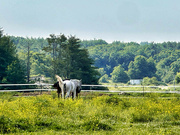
[64, 80, 76, 91]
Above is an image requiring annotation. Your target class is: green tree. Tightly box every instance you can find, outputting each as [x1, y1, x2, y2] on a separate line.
[98, 68, 106, 76]
[127, 61, 136, 79]
[0, 28, 26, 84]
[11, 36, 50, 79]
[81, 39, 108, 48]
[26, 38, 33, 82]
[128, 55, 148, 79]
[111, 65, 129, 83]
[2, 60, 26, 84]
[0, 30, 16, 82]
[99, 74, 109, 83]
[128, 55, 156, 79]
[44, 34, 67, 77]
[143, 77, 159, 86]
[156, 55, 177, 83]
[175, 72, 180, 84]
[162, 71, 174, 84]
[64, 36, 100, 84]
[30, 52, 52, 77]
[170, 59, 180, 74]
[147, 57, 156, 77]
[44, 34, 100, 84]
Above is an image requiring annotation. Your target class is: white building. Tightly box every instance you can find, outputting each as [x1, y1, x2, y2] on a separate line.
[130, 79, 143, 85]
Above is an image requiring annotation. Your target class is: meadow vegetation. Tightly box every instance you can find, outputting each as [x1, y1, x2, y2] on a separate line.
[0, 92, 179, 135]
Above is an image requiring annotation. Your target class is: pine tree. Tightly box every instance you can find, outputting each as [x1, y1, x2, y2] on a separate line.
[0, 28, 26, 84]
[44, 34, 100, 84]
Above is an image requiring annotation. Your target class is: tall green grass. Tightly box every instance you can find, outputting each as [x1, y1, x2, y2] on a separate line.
[0, 92, 179, 134]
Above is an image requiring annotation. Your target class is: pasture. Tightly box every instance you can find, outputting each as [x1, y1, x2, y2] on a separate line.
[0, 91, 179, 135]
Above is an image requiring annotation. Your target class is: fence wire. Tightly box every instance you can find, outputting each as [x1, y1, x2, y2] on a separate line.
[0, 83, 180, 94]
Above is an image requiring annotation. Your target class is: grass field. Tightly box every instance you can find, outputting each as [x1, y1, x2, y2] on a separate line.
[100, 83, 180, 92]
[0, 91, 179, 135]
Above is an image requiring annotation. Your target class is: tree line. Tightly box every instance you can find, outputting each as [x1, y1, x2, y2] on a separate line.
[0, 29, 100, 87]
[1, 27, 180, 86]
[81, 40, 180, 84]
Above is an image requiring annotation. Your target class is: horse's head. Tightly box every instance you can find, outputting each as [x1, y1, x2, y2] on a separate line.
[71, 79, 82, 93]
[79, 80, 82, 92]
[53, 81, 58, 88]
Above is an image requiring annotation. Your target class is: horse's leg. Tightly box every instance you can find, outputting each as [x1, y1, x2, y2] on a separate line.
[66, 91, 70, 98]
[74, 89, 76, 99]
[76, 91, 78, 98]
[72, 92, 74, 99]
[61, 91, 64, 99]
[57, 88, 60, 98]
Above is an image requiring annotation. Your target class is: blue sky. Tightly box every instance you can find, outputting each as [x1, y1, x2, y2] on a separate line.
[1, 0, 180, 43]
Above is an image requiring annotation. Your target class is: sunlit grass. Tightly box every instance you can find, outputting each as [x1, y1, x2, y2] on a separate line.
[0, 92, 180, 134]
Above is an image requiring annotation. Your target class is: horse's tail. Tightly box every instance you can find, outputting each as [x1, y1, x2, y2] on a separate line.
[55, 75, 64, 98]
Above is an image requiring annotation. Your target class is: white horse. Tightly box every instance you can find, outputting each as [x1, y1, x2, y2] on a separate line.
[71, 79, 82, 98]
[55, 75, 76, 99]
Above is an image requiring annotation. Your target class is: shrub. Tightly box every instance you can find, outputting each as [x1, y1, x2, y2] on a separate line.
[105, 96, 121, 105]
[143, 77, 161, 86]
[0, 115, 12, 134]
[81, 120, 113, 131]
[131, 111, 154, 123]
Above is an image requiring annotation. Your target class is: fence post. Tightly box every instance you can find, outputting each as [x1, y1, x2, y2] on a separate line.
[90, 86, 93, 97]
[40, 84, 42, 95]
[143, 86, 144, 97]
[174, 75, 175, 91]
[142, 80, 144, 97]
